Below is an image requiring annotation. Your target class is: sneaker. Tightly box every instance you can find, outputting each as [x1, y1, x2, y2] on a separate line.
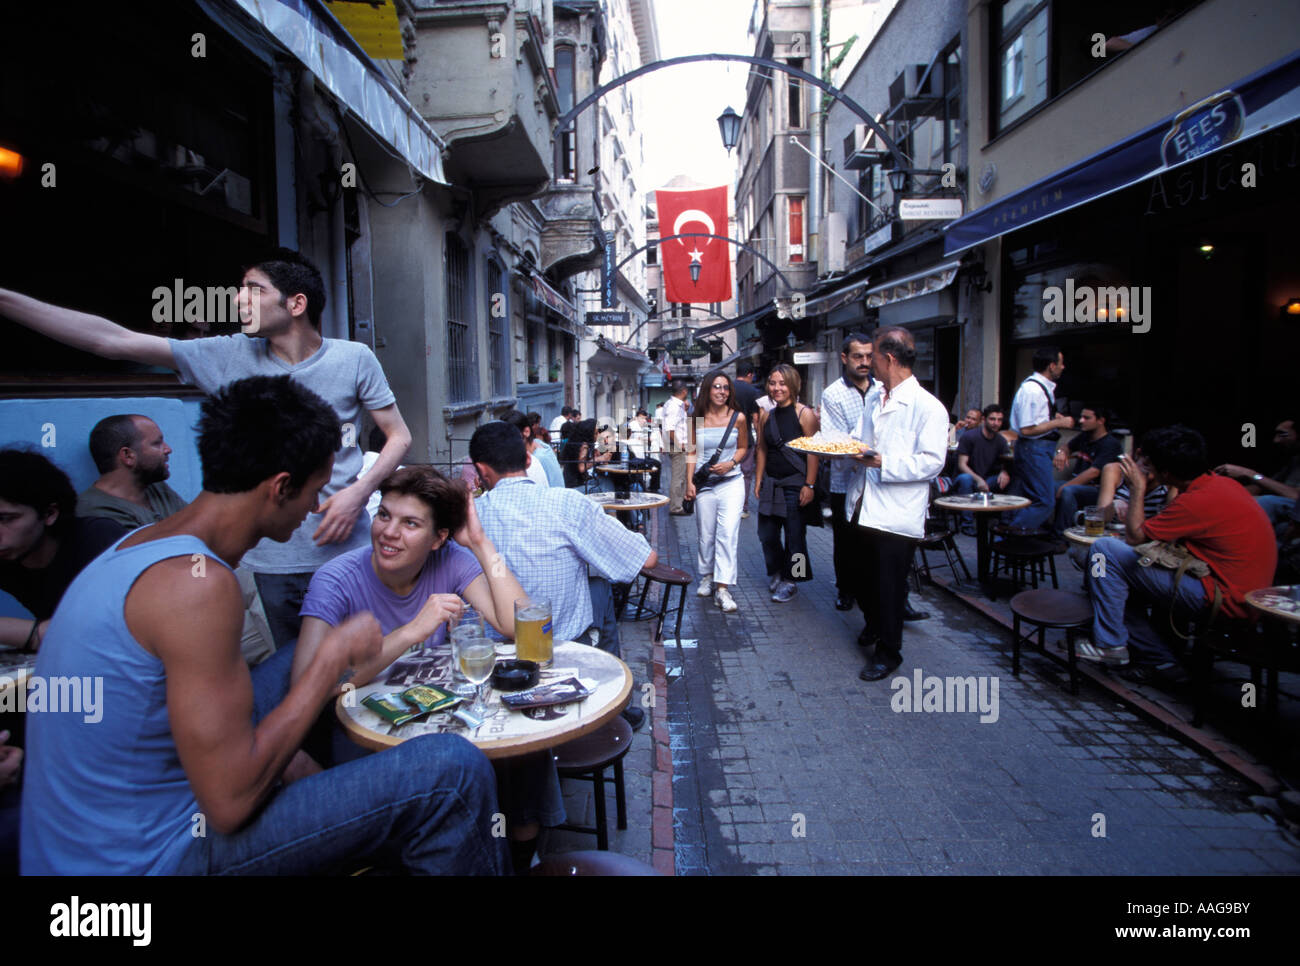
[697, 576, 714, 597]
[768, 573, 781, 592]
[741, 510, 750, 519]
[716, 586, 738, 613]
[1075, 640, 1129, 666]
[772, 580, 797, 603]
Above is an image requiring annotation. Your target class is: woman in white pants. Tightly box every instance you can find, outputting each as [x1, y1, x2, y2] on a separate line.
[686, 372, 748, 613]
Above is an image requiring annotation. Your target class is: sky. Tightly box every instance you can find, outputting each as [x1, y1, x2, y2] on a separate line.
[636, 0, 755, 196]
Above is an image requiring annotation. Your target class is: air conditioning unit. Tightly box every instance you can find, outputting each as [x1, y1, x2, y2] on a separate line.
[821, 212, 847, 274]
[888, 64, 942, 120]
[844, 116, 890, 170]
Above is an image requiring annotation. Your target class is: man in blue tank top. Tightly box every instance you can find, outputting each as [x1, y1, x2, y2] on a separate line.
[21, 376, 506, 875]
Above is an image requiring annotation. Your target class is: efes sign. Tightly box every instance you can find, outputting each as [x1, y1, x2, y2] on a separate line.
[1160, 91, 1245, 167]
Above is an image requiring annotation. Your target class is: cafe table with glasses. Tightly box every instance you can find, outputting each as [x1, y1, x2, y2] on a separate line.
[337, 639, 632, 759]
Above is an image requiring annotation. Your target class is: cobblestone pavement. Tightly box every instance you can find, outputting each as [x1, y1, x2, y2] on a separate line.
[664, 512, 1300, 875]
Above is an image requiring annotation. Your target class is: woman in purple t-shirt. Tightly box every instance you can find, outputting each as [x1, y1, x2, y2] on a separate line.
[294, 466, 526, 684]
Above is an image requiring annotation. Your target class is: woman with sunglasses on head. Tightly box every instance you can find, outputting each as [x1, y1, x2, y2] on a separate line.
[686, 372, 748, 614]
[753, 364, 820, 603]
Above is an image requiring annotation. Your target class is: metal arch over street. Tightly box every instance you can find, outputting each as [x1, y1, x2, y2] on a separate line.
[554, 53, 907, 175]
[617, 232, 796, 293]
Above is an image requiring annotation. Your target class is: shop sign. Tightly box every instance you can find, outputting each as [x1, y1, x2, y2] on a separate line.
[1160, 92, 1245, 167]
[898, 197, 964, 221]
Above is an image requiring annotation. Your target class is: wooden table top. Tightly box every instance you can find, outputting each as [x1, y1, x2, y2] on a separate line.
[586, 491, 669, 512]
[337, 640, 632, 759]
[1063, 524, 1128, 546]
[1244, 586, 1300, 624]
[934, 494, 1030, 513]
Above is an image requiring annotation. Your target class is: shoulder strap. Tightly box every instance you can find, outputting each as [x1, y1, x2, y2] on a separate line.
[1030, 377, 1057, 417]
[705, 411, 740, 466]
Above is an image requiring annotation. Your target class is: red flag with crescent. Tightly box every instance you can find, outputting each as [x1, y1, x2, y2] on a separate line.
[655, 185, 732, 304]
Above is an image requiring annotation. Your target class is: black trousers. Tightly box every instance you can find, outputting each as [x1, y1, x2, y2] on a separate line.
[852, 525, 917, 657]
[830, 492, 855, 597]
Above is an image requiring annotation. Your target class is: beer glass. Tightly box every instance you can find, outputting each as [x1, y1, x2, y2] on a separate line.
[1083, 505, 1105, 537]
[514, 598, 554, 668]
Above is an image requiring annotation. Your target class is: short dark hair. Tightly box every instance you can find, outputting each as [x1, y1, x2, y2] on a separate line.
[1081, 403, 1111, 427]
[1032, 346, 1062, 373]
[245, 248, 327, 329]
[378, 466, 467, 536]
[525, 411, 543, 427]
[982, 403, 1005, 419]
[196, 375, 340, 494]
[503, 410, 531, 437]
[0, 448, 77, 540]
[873, 326, 917, 368]
[1139, 425, 1208, 480]
[736, 361, 756, 379]
[841, 331, 872, 355]
[636, 408, 648, 417]
[469, 421, 528, 474]
[560, 406, 572, 417]
[88, 414, 144, 474]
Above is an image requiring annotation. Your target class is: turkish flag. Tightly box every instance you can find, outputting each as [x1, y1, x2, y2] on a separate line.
[656, 185, 732, 304]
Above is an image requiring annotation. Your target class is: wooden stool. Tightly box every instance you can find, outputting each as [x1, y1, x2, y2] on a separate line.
[633, 562, 691, 678]
[1010, 589, 1093, 694]
[1190, 619, 1300, 733]
[915, 517, 971, 586]
[990, 536, 1058, 599]
[531, 850, 660, 876]
[553, 715, 633, 851]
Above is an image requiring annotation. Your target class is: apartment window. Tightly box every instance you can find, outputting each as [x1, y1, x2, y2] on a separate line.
[445, 234, 477, 403]
[786, 58, 804, 129]
[788, 196, 805, 264]
[556, 45, 577, 181]
[856, 166, 887, 238]
[646, 245, 657, 266]
[902, 39, 964, 196]
[486, 257, 508, 395]
[993, 1, 1192, 136]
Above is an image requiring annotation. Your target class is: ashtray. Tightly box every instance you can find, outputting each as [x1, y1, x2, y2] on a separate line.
[491, 659, 540, 691]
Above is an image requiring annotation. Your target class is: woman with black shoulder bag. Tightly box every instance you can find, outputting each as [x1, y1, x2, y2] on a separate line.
[686, 372, 748, 614]
[753, 363, 820, 602]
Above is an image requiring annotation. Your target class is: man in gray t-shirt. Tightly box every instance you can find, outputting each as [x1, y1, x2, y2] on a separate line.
[0, 249, 412, 648]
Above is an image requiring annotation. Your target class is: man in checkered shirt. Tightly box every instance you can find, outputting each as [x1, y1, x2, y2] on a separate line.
[469, 421, 658, 647]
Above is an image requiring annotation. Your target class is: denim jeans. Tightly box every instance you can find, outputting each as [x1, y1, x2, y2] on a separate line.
[174, 645, 508, 875]
[583, 575, 622, 658]
[1009, 437, 1057, 530]
[1083, 537, 1210, 666]
[1053, 484, 1100, 537]
[758, 485, 813, 582]
[252, 572, 313, 651]
[1257, 494, 1293, 538]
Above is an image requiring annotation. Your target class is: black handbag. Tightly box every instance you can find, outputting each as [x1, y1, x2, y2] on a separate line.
[771, 405, 829, 527]
[692, 412, 739, 490]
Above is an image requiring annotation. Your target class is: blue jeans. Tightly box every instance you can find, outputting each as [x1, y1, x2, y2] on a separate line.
[252, 572, 313, 651]
[582, 576, 622, 658]
[1009, 437, 1056, 530]
[1084, 537, 1210, 666]
[1052, 484, 1100, 537]
[1257, 494, 1293, 539]
[174, 645, 508, 875]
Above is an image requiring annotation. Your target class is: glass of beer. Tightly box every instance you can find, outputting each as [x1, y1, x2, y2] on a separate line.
[1083, 505, 1105, 537]
[515, 598, 553, 668]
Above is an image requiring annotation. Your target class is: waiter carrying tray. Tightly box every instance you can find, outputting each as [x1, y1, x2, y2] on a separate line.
[845, 328, 949, 682]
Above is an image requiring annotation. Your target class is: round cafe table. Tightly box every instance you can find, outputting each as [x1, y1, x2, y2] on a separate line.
[337, 640, 632, 760]
[933, 494, 1030, 588]
[1244, 586, 1300, 625]
[586, 490, 669, 513]
[1063, 524, 1128, 547]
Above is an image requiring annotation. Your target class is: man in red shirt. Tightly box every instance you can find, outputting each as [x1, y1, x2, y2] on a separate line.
[1080, 426, 1276, 673]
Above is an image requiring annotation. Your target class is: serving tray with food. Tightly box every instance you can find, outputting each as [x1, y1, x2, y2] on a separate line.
[785, 431, 875, 458]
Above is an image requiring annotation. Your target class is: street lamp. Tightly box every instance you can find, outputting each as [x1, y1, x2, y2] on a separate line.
[689, 262, 702, 285]
[886, 168, 908, 194]
[717, 106, 742, 154]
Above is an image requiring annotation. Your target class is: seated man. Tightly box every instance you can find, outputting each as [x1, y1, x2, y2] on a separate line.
[947, 407, 984, 447]
[77, 414, 186, 530]
[1081, 426, 1276, 673]
[0, 449, 124, 650]
[469, 421, 657, 727]
[294, 464, 559, 872]
[1051, 404, 1123, 538]
[952, 404, 1012, 534]
[21, 376, 506, 875]
[502, 410, 551, 489]
[1214, 416, 1300, 536]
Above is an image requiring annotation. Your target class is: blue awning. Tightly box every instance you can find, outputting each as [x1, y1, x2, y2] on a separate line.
[944, 50, 1300, 256]
[226, 0, 449, 186]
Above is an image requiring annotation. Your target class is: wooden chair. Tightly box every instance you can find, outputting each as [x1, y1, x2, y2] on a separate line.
[553, 716, 634, 851]
[1010, 589, 1093, 694]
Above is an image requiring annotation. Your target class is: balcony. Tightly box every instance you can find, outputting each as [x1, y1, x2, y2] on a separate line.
[538, 182, 603, 277]
[406, 1, 558, 212]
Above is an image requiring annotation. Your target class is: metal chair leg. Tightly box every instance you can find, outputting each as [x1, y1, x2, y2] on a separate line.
[614, 757, 627, 830]
[592, 767, 608, 851]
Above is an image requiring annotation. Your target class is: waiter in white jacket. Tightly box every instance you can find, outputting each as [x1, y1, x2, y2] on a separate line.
[846, 327, 950, 681]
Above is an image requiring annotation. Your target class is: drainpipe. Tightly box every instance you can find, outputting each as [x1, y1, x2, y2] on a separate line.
[808, 0, 823, 269]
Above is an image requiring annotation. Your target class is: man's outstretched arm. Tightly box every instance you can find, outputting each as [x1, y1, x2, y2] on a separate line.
[0, 288, 175, 368]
